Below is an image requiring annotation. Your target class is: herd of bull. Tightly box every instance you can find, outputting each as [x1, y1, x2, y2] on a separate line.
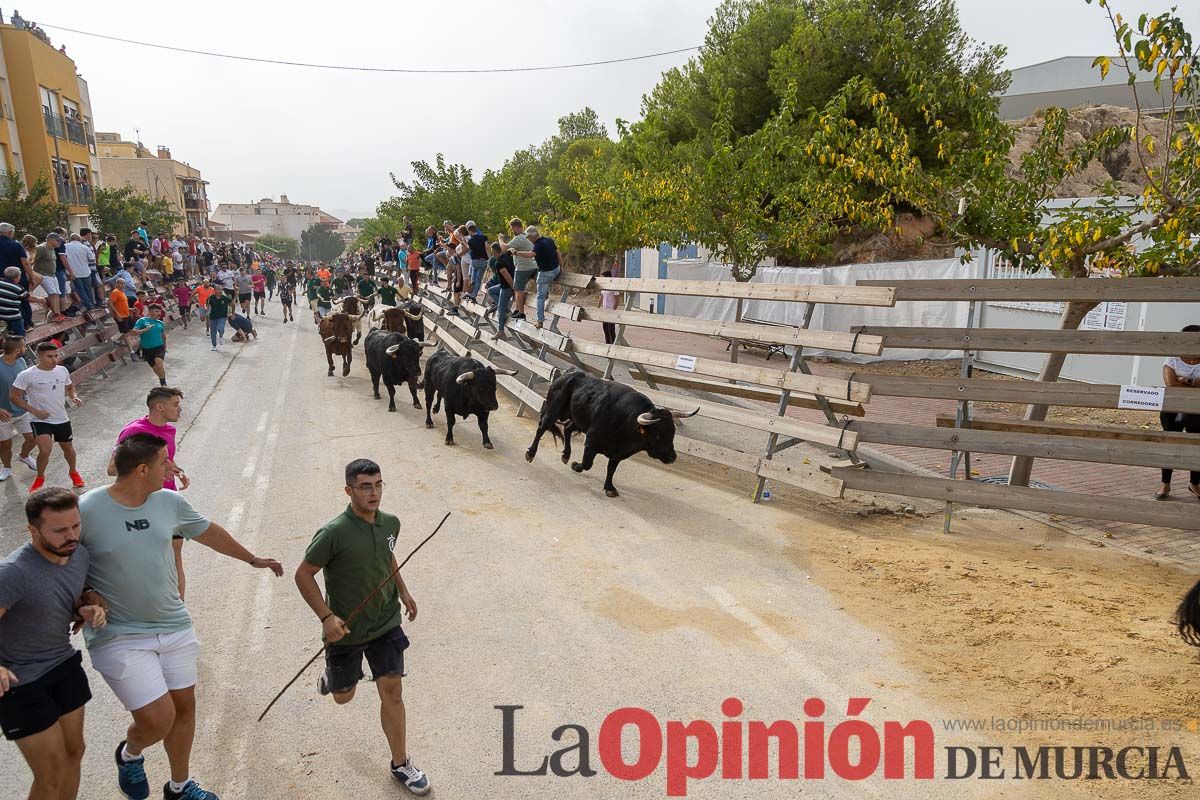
[314, 298, 698, 497]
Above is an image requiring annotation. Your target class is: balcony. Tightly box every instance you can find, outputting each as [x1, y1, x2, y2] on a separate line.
[54, 181, 92, 206]
[43, 109, 65, 138]
[65, 118, 86, 146]
[183, 193, 204, 210]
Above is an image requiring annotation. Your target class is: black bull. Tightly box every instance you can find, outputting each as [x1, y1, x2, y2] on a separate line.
[365, 329, 435, 411]
[525, 370, 698, 497]
[423, 351, 517, 449]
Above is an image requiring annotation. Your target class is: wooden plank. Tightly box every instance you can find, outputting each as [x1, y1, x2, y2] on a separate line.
[498, 374, 545, 411]
[675, 436, 845, 498]
[57, 333, 104, 360]
[511, 320, 569, 351]
[578, 307, 883, 355]
[639, 386, 859, 451]
[626, 371, 866, 416]
[419, 296, 443, 316]
[443, 312, 480, 340]
[856, 326, 1200, 356]
[568, 339, 872, 403]
[865, 374, 1200, 414]
[833, 467, 1200, 531]
[69, 351, 119, 383]
[484, 336, 558, 381]
[850, 420, 1200, 470]
[25, 316, 89, 345]
[431, 326, 468, 357]
[554, 272, 594, 289]
[934, 414, 1200, 445]
[594, 278, 896, 307]
[857, 276, 1200, 303]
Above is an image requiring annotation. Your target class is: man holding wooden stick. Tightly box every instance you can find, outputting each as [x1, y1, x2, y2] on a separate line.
[294, 459, 429, 795]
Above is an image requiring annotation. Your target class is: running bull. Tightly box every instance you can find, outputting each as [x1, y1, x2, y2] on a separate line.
[365, 329, 436, 411]
[368, 301, 426, 341]
[525, 370, 698, 497]
[423, 351, 517, 449]
[319, 312, 354, 377]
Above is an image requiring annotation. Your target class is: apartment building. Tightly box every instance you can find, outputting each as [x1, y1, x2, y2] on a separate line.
[97, 132, 211, 235]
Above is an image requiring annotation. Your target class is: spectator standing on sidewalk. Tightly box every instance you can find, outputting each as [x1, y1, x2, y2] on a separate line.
[0, 223, 32, 331]
[1156, 324, 1200, 500]
[0, 335, 37, 481]
[9, 342, 84, 492]
[0, 488, 108, 800]
[64, 234, 95, 310]
[1, 267, 29, 337]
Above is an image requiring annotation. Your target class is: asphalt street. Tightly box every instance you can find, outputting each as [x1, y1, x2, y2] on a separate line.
[0, 310, 1006, 799]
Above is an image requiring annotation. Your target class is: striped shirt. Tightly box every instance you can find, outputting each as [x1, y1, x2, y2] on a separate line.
[0, 277, 26, 321]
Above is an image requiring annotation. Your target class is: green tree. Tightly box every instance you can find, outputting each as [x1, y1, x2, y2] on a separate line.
[88, 185, 182, 240]
[0, 172, 69, 238]
[255, 233, 299, 258]
[300, 224, 345, 261]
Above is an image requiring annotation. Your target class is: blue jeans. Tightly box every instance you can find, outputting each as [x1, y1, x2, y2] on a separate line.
[488, 283, 514, 331]
[535, 267, 561, 323]
[3, 316, 25, 337]
[469, 259, 488, 300]
[56, 268, 67, 296]
[424, 252, 439, 283]
[210, 316, 227, 346]
[72, 277, 96, 308]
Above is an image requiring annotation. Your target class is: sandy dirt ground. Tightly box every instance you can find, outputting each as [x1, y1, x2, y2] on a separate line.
[0, 314, 1197, 799]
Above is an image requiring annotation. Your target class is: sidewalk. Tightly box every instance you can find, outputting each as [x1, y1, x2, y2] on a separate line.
[552, 313, 1200, 570]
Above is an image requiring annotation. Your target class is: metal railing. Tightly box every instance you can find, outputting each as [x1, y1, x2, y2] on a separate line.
[65, 117, 86, 146]
[54, 181, 92, 205]
[43, 109, 65, 138]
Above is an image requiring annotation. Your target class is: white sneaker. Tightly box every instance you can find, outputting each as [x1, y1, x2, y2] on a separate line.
[390, 758, 430, 795]
[0, 467, 11, 481]
[18, 454, 36, 470]
[211, 346, 218, 351]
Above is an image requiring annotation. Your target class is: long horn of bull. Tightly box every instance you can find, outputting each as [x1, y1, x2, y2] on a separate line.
[385, 344, 401, 355]
[456, 371, 476, 384]
[493, 367, 519, 376]
[637, 412, 660, 425]
[323, 335, 337, 343]
[671, 407, 701, 419]
[419, 341, 437, 348]
[404, 310, 423, 321]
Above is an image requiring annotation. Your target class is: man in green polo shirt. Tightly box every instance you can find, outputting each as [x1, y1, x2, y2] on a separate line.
[377, 278, 399, 308]
[294, 459, 429, 795]
[357, 274, 378, 310]
[315, 282, 334, 322]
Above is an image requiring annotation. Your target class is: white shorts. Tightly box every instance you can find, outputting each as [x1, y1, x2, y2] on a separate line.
[39, 274, 61, 295]
[0, 411, 33, 440]
[89, 627, 200, 711]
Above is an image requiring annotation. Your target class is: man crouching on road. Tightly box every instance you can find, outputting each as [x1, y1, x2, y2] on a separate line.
[0, 488, 107, 800]
[80, 433, 283, 800]
[294, 459, 429, 795]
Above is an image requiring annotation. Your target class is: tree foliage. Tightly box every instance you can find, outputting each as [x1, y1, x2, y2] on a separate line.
[88, 185, 182, 240]
[0, 172, 69, 239]
[300, 223, 344, 261]
[255, 233, 299, 258]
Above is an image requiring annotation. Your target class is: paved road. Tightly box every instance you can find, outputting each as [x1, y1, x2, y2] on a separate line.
[1, 312, 1005, 799]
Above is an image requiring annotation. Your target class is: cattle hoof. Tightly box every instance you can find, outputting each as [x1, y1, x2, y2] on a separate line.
[561, 454, 569, 464]
[388, 406, 397, 413]
[570, 462, 585, 473]
[327, 370, 334, 377]
[425, 421, 434, 429]
[445, 439, 455, 446]
[524, 450, 535, 463]
[414, 402, 422, 409]
[483, 442, 494, 450]
[605, 489, 620, 498]
[342, 366, 351, 377]
[373, 393, 381, 400]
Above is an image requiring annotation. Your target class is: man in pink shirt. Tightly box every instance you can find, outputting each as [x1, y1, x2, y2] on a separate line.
[251, 270, 266, 316]
[172, 282, 192, 329]
[106, 387, 190, 596]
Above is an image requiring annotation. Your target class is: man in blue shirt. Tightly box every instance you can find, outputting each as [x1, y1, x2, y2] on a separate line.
[527, 226, 562, 328]
[0, 223, 32, 329]
[133, 304, 168, 386]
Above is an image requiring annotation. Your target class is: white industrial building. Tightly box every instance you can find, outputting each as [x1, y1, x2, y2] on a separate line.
[210, 194, 342, 241]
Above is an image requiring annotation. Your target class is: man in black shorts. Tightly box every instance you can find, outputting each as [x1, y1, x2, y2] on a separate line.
[278, 278, 295, 323]
[1, 488, 107, 799]
[294, 460, 430, 795]
[10, 342, 85, 491]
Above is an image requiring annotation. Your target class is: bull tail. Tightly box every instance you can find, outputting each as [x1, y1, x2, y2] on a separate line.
[1177, 578, 1200, 646]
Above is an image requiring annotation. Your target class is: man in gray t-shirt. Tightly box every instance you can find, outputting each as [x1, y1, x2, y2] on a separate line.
[80, 432, 283, 800]
[506, 217, 537, 322]
[0, 487, 106, 796]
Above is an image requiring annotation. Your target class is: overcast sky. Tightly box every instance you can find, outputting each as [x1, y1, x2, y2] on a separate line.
[28, 0, 1200, 221]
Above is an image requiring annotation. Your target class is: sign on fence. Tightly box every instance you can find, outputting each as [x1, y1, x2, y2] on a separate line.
[1117, 384, 1166, 411]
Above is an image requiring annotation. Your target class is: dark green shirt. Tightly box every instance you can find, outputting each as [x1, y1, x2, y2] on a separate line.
[332, 276, 349, 293]
[316, 286, 333, 305]
[207, 294, 231, 320]
[378, 286, 399, 306]
[357, 279, 377, 297]
[306, 278, 320, 301]
[304, 506, 402, 645]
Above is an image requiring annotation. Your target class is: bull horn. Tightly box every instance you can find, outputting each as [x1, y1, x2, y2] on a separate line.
[637, 412, 660, 425]
[404, 310, 423, 321]
[386, 344, 401, 355]
[494, 367, 519, 376]
[323, 335, 337, 343]
[419, 341, 437, 348]
[456, 371, 476, 384]
[670, 407, 701, 419]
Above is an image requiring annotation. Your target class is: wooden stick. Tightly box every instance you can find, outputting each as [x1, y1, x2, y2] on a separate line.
[256, 512, 451, 723]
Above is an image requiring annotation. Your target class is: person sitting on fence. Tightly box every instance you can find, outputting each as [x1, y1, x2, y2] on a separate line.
[1156, 324, 1200, 501]
[598, 270, 620, 345]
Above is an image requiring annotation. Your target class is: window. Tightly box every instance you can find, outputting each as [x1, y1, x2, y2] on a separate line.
[39, 86, 57, 114]
[62, 98, 80, 119]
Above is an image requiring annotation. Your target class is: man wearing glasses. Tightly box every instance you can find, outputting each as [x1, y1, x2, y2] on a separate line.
[294, 459, 429, 795]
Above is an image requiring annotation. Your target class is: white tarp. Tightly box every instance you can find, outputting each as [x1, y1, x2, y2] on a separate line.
[660, 258, 975, 362]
